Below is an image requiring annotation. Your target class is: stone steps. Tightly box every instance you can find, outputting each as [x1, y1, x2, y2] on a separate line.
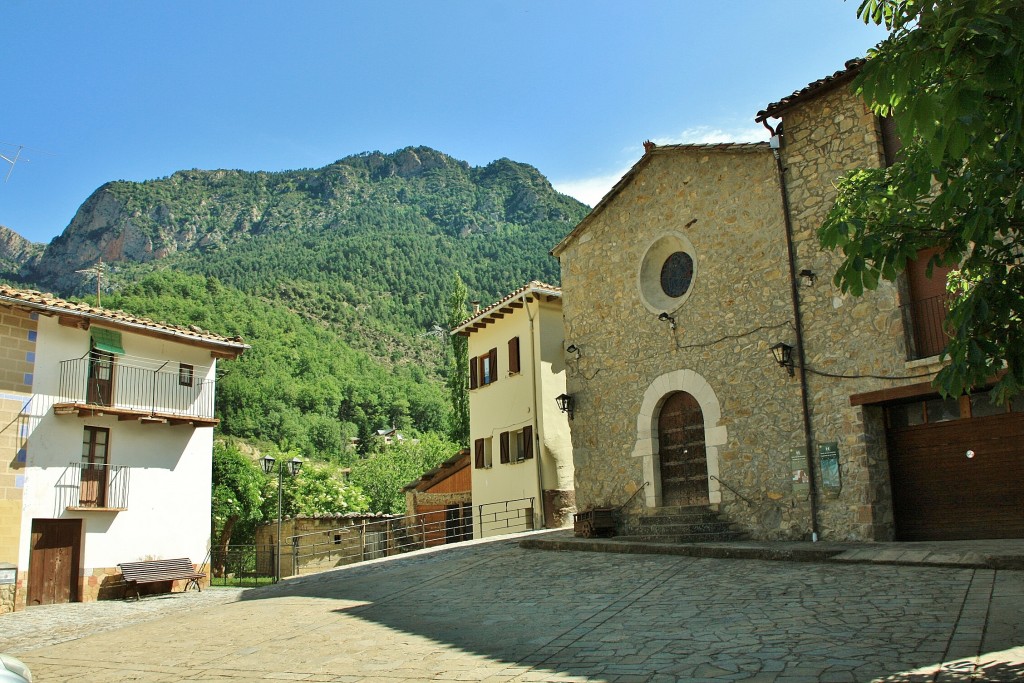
[619, 505, 746, 543]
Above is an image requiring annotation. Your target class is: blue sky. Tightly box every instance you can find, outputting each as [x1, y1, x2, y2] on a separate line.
[0, 1, 886, 244]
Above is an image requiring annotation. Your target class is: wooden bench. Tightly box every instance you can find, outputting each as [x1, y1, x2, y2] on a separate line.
[118, 558, 206, 600]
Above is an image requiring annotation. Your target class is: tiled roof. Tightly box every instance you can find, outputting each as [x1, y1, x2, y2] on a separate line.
[0, 284, 249, 352]
[452, 280, 562, 335]
[755, 58, 866, 123]
[551, 142, 771, 257]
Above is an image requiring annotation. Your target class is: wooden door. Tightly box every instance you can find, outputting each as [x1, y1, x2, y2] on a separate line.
[889, 411, 1024, 540]
[28, 519, 82, 606]
[907, 247, 953, 358]
[658, 392, 709, 506]
[87, 349, 115, 406]
[79, 426, 110, 507]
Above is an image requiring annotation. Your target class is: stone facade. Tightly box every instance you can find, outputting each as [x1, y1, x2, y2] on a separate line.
[0, 307, 35, 612]
[554, 75, 951, 542]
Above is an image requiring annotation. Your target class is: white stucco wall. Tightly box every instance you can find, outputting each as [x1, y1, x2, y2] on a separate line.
[18, 316, 218, 572]
[466, 293, 572, 537]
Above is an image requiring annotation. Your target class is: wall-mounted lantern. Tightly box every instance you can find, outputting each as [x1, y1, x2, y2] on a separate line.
[657, 312, 677, 330]
[555, 393, 575, 420]
[565, 344, 581, 359]
[770, 342, 795, 377]
[798, 269, 817, 287]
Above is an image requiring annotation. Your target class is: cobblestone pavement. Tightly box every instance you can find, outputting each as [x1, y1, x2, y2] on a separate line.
[3, 537, 1023, 682]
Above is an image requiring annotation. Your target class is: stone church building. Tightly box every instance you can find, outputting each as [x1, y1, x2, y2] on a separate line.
[552, 60, 1023, 542]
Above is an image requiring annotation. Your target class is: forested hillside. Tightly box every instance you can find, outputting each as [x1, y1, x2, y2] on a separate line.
[4, 147, 590, 457]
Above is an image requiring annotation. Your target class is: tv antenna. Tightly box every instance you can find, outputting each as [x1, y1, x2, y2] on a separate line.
[76, 260, 107, 306]
[0, 141, 55, 182]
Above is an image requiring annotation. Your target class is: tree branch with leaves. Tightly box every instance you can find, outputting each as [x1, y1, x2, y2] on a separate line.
[820, 0, 1024, 403]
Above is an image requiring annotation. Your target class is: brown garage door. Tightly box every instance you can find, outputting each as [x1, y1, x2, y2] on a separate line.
[888, 407, 1024, 541]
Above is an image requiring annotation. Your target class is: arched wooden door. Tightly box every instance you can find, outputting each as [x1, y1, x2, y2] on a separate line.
[658, 391, 709, 506]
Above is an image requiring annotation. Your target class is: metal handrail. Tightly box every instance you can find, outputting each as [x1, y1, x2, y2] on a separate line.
[57, 357, 216, 419]
[708, 475, 754, 508]
[616, 481, 650, 512]
[56, 461, 130, 509]
[477, 497, 535, 537]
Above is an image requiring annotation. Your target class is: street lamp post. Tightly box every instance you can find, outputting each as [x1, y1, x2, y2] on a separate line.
[260, 455, 302, 582]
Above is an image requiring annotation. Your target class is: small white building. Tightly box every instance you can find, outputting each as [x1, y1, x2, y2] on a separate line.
[0, 287, 247, 611]
[452, 281, 575, 537]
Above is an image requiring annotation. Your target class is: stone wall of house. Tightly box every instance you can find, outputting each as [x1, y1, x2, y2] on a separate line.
[0, 306, 36, 611]
[778, 83, 943, 540]
[558, 145, 816, 539]
[558, 83, 943, 541]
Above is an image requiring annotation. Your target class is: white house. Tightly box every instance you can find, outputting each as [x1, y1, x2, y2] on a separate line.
[452, 281, 575, 537]
[0, 286, 247, 611]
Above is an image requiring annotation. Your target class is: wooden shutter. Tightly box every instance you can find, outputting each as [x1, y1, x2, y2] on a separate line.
[499, 432, 510, 464]
[469, 356, 478, 389]
[508, 337, 520, 374]
[489, 347, 498, 383]
[474, 439, 485, 469]
[523, 425, 534, 460]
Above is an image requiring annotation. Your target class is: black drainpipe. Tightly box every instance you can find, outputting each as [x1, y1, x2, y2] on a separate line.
[764, 119, 821, 542]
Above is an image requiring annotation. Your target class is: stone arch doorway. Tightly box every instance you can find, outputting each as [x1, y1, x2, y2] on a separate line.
[631, 369, 727, 508]
[657, 391, 709, 506]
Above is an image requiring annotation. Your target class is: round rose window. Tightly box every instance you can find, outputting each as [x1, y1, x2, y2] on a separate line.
[660, 251, 694, 298]
[637, 231, 698, 313]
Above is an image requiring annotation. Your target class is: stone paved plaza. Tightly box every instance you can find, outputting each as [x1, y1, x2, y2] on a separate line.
[2, 536, 1022, 682]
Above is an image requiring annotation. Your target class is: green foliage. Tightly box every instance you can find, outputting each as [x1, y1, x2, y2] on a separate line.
[821, 0, 1024, 402]
[276, 459, 370, 518]
[445, 273, 470, 446]
[102, 270, 451, 456]
[211, 440, 265, 546]
[349, 433, 459, 514]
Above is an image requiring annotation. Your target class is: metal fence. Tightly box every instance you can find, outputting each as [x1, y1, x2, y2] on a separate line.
[283, 507, 474, 577]
[208, 543, 277, 585]
[58, 357, 216, 419]
[477, 497, 534, 537]
[55, 462, 130, 509]
[219, 498, 535, 582]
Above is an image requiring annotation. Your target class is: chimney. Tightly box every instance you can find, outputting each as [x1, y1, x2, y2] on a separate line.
[643, 140, 656, 154]
[471, 301, 481, 314]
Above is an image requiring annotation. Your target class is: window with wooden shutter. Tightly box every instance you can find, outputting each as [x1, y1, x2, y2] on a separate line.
[522, 425, 534, 460]
[469, 357, 478, 389]
[474, 439, 485, 469]
[489, 347, 498, 383]
[480, 354, 490, 385]
[508, 337, 520, 374]
[499, 431, 510, 464]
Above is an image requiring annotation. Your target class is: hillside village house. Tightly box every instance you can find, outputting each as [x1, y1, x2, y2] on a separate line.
[452, 282, 575, 537]
[552, 60, 1023, 543]
[0, 287, 247, 612]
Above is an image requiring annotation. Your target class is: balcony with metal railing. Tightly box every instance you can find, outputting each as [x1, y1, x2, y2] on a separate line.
[900, 293, 950, 361]
[53, 356, 218, 426]
[56, 462, 130, 511]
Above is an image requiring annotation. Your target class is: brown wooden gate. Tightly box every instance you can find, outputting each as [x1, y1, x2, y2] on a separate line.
[658, 391, 709, 507]
[888, 411, 1024, 540]
[28, 519, 82, 606]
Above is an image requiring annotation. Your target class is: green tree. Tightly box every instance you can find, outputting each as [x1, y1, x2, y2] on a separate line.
[445, 274, 470, 445]
[279, 460, 370, 517]
[349, 433, 458, 514]
[211, 441, 265, 576]
[820, 0, 1024, 403]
